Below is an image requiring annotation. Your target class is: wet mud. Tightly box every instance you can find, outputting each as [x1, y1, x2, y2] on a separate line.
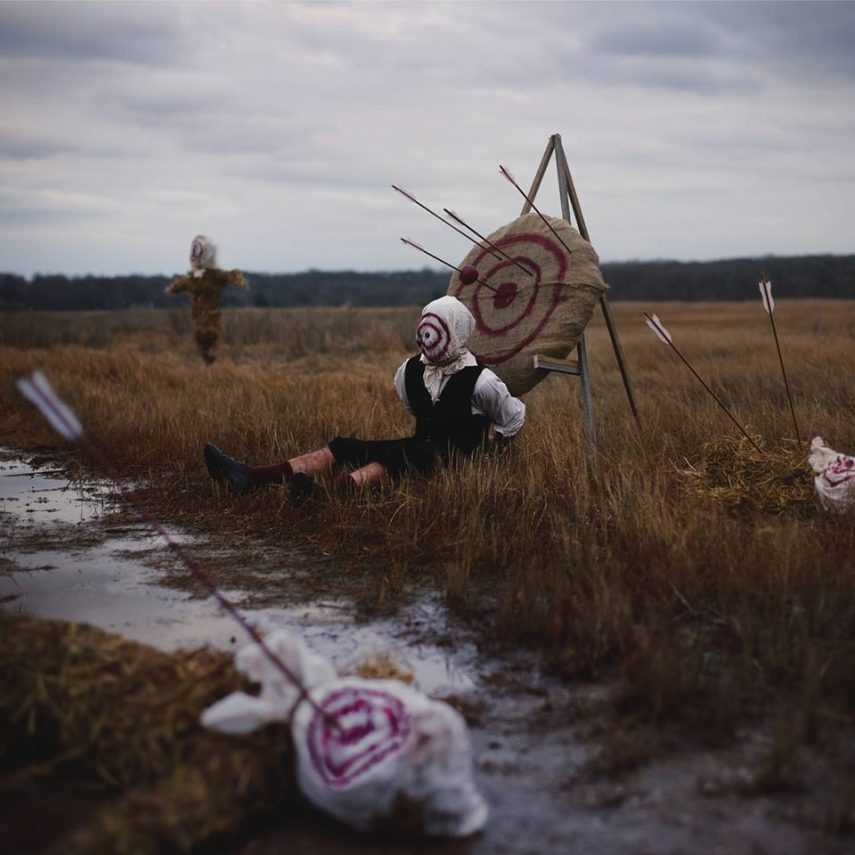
[1, 451, 849, 854]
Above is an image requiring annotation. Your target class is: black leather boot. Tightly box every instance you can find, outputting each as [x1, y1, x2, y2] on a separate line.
[203, 443, 252, 494]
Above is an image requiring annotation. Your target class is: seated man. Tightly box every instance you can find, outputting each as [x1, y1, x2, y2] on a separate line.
[204, 296, 525, 505]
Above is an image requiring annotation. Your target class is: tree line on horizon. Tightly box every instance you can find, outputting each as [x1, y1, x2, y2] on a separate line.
[0, 254, 852, 311]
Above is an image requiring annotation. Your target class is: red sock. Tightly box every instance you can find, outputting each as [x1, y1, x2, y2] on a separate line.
[332, 474, 358, 494]
[245, 460, 294, 485]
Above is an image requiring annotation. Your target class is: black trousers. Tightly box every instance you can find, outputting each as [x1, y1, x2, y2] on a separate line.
[327, 436, 443, 479]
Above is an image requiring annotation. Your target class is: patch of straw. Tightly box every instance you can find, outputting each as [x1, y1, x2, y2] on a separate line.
[0, 616, 295, 853]
[678, 435, 814, 514]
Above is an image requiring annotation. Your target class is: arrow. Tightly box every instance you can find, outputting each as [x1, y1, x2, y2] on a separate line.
[759, 277, 802, 447]
[16, 370, 336, 728]
[392, 185, 502, 260]
[499, 164, 575, 258]
[443, 209, 535, 278]
[643, 314, 763, 453]
[400, 238, 499, 294]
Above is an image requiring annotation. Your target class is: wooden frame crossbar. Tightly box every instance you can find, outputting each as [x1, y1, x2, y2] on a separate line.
[526, 133, 640, 449]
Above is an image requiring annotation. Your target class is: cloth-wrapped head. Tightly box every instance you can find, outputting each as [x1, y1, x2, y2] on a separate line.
[190, 235, 218, 270]
[417, 296, 475, 365]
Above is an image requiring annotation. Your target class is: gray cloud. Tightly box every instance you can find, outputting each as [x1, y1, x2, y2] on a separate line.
[704, 1, 855, 81]
[0, 1, 853, 276]
[0, 136, 121, 161]
[589, 19, 721, 59]
[0, 1, 183, 64]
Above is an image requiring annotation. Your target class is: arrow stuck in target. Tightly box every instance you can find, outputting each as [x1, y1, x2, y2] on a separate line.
[499, 165, 576, 260]
[400, 238, 498, 294]
[443, 209, 536, 279]
[392, 185, 502, 261]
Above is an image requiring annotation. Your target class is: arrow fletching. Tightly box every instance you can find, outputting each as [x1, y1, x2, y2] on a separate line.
[644, 313, 672, 344]
[391, 184, 418, 203]
[499, 164, 517, 185]
[17, 371, 84, 441]
[758, 277, 774, 314]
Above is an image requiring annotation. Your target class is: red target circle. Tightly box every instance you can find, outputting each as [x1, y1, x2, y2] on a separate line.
[492, 281, 518, 310]
[306, 686, 412, 789]
[452, 232, 567, 365]
[417, 311, 452, 362]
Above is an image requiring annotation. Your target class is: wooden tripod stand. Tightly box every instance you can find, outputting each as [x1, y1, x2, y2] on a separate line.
[526, 133, 640, 448]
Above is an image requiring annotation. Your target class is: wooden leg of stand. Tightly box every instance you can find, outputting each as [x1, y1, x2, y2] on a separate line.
[577, 334, 597, 452]
[554, 134, 642, 428]
[519, 136, 555, 216]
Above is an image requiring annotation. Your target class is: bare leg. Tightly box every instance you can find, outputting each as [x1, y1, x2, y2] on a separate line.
[289, 446, 336, 476]
[347, 461, 390, 490]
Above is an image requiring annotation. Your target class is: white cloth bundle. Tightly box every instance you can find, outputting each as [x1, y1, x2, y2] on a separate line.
[808, 436, 855, 513]
[201, 629, 487, 837]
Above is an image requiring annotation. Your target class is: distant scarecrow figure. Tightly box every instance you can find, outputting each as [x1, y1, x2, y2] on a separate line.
[166, 235, 248, 365]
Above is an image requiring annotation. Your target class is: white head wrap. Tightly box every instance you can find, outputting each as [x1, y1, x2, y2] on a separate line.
[417, 296, 477, 402]
[189, 234, 218, 272]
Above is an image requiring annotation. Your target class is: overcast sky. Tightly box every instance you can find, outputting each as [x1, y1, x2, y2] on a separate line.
[2, 0, 854, 277]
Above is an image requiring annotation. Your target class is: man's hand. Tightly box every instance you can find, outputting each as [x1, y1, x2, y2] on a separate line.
[492, 433, 513, 455]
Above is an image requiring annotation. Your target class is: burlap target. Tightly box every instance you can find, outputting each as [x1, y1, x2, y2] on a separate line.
[448, 212, 607, 396]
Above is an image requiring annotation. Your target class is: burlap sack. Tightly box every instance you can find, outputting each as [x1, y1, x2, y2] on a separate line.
[448, 212, 606, 396]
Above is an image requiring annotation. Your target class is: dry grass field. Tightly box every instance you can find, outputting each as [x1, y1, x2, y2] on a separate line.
[1, 300, 854, 786]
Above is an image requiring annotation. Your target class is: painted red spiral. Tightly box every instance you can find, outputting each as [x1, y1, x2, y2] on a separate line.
[306, 686, 413, 789]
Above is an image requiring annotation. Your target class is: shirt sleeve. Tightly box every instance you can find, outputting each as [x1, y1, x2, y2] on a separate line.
[393, 359, 413, 414]
[471, 369, 526, 437]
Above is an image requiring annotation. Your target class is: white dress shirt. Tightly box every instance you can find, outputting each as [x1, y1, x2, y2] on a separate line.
[393, 358, 526, 438]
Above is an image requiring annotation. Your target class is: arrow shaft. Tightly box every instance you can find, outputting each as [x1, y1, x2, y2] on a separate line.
[75, 436, 335, 727]
[444, 209, 535, 278]
[392, 186, 502, 260]
[501, 168, 575, 258]
[644, 313, 763, 453]
[401, 239, 498, 294]
[670, 344, 763, 454]
[767, 310, 802, 446]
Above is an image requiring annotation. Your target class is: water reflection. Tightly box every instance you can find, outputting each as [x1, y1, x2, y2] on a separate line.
[0, 449, 473, 694]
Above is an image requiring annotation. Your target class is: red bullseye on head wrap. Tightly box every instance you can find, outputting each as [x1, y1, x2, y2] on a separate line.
[307, 686, 413, 788]
[417, 312, 452, 363]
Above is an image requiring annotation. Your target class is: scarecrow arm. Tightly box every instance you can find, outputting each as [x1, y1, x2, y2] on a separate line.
[165, 274, 194, 295]
[225, 269, 248, 289]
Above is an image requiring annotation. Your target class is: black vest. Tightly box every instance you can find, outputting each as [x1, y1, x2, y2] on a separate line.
[404, 356, 490, 457]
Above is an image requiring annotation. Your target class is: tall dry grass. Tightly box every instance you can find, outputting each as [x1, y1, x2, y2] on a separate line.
[1, 301, 854, 742]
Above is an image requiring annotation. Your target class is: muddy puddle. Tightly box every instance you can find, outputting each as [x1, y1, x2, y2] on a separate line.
[1, 450, 848, 854]
[0, 450, 472, 695]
